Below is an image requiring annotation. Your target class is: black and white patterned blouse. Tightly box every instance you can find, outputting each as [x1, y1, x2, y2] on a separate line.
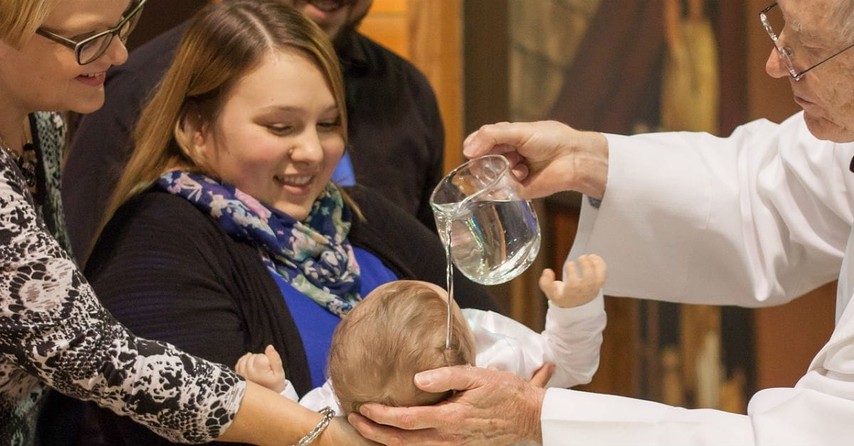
[0, 112, 245, 445]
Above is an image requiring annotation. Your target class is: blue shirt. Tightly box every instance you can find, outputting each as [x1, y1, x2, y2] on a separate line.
[271, 247, 396, 388]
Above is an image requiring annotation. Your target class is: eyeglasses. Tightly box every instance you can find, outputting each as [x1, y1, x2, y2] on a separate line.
[760, 2, 854, 81]
[35, 0, 147, 65]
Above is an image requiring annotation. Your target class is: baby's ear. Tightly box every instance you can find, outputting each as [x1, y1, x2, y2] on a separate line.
[348, 401, 362, 416]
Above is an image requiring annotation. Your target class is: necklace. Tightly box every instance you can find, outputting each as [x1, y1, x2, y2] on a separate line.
[0, 132, 18, 160]
[0, 123, 38, 191]
[0, 133, 11, 151]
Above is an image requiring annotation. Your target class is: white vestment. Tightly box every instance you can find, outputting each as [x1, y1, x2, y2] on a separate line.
[543, 112, 854, 445]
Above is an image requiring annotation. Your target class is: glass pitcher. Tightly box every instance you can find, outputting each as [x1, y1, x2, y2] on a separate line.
[430, 155, 541, 285]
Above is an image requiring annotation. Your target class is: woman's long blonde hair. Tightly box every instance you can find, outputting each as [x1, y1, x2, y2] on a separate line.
[0, 0, 59, 48]
[98, 0, 349, 243]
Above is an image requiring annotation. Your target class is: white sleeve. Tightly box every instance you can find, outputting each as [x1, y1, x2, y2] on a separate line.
[540, 300, 854, 444]
[553, 113, 854, 445]
[543, 293, 606, 388]
[541, 314, 854, 446]
[571, 113, 854, 307]
[299, 379, 344, 415]
[541, 388, 754, 445]
[279, 379, 299, 402]
[465, 308, 548, 380]
[464, 298, 605, 389]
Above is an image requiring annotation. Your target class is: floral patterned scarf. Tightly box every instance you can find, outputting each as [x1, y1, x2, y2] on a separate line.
[156, 170, 361, 316]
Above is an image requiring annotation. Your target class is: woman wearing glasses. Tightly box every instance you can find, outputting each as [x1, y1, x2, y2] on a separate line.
[0, 1, 376, 444]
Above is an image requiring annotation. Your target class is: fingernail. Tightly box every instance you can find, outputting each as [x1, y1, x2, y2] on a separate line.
[414, 371, 435, 386]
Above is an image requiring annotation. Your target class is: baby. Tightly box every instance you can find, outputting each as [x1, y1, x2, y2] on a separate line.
[235, 254, 607, 414]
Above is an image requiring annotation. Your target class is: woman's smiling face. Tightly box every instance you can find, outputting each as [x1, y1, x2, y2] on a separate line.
[195, 49, 345, 221]
[0, 0, 134, 115]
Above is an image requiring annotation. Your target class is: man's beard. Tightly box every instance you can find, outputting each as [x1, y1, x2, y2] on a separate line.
[305, 0, 356, 13]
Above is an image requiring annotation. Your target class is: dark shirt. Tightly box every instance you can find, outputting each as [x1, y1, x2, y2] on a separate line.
[334, 30, 444, 232]
[62, 23, 444, 266]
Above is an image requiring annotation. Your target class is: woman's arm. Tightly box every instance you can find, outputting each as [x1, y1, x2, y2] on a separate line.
[220, 381, 373, 445]
[0, 149, 240, 443]
[215, 381, 372, 445]
[83, 191, 277, 443]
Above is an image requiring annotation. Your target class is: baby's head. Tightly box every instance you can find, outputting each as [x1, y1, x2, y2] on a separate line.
[328, 280, 476, 415]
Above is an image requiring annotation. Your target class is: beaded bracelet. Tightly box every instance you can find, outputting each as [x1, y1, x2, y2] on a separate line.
[293, 406, 336, 446]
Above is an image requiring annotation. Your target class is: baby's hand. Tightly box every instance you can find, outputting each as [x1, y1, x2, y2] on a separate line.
[234, 344, 286, 393]
[539, 254, 607, 308]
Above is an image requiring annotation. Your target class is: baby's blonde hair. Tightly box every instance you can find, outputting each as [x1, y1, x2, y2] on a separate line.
[328, 280, 476, 414]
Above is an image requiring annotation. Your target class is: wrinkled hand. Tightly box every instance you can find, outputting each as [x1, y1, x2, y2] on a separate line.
[234, 345, 286, 393]
[348, 365, 547, 445]
[540, 254, 607, 308]
[462, 120, 609, 200]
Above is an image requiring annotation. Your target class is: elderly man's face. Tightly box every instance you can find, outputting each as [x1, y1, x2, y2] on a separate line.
[283, 0, 373, 40]
[766, 0, 854, 142]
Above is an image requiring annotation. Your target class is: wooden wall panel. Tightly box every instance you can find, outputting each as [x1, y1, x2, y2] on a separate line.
[360, 0, 409, 58]
[547, 195, 640, 396]
[754, 284, 836, 388]
[408, 0, 464, 173]
[361, 0, 464, 174]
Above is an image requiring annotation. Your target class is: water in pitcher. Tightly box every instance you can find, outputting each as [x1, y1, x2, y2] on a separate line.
[431, 155, 542, 356]
[434, 198, 540, 286]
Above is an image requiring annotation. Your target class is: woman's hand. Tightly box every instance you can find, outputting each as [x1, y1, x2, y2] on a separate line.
[218, 381, 378, 445]
[462, 120, 609, 201]
[348, 365, 550, 445]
